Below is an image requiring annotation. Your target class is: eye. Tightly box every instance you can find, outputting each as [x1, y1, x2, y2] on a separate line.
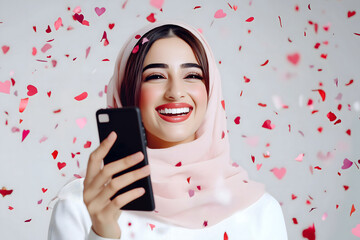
[144, 74, 165, 81]
[185, 73, 203, 80]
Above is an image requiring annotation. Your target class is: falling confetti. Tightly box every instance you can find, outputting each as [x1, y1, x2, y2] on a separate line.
[2, 45, 10, 54]
[0, 187, 13, 197]
[54, 17, 62, 30]
[214, 9, 226, 18]
[302, 224, 316, 240]
[95, 7, 106, 16]
[0, 80, 11, 94]
[146, 13, 156, 22]
[74, 92, 88, 101]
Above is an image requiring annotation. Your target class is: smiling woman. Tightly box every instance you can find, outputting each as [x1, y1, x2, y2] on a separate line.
[48, 21, 288, 240]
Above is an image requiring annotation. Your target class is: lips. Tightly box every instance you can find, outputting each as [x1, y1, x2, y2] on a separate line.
[155, 103, 193, 123]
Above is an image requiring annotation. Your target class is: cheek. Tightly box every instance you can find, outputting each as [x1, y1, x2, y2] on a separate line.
[139, 84, 161, 113]
[188, 83, 208, 110]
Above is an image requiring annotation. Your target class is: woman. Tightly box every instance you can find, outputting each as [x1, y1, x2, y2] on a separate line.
[48, 21, 288, 240]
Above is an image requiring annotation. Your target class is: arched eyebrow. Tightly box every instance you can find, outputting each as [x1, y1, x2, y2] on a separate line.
[142, 63, 202, 72]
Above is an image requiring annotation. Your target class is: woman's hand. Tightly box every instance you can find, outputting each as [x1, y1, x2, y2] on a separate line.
[83, 131, 150, 239]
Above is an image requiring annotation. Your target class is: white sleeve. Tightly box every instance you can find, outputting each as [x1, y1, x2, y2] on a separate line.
[47, 198, 120, 240]
[259, 194, 288, 240]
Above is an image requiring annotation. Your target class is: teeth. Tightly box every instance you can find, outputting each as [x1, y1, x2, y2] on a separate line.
[158, 107, 190, 115]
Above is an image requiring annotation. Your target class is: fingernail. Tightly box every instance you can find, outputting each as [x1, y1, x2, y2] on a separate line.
[108, 131, 116, 141]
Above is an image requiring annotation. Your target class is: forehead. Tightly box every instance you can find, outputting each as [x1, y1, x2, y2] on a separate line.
[143, 37, 198, 65]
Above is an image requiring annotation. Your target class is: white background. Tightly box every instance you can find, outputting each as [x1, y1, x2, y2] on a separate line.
[0, 0, 359, 239]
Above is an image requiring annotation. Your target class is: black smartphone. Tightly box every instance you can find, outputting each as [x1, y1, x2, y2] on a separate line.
[96, 107, 155, 211]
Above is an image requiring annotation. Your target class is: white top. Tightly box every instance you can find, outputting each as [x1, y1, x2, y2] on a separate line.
[47, 178, 288, 240]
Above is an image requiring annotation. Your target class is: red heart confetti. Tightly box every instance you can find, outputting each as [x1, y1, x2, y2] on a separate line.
[22, 129, 30, 142]
[146, 13, 156, 23]
[74, 13, 84, 23]
[109, 23, 115, 29]
[52, 150, 58, 159]
[84, 141, 92, 148]
[57, 162, 66, 170]
[42, 188, 47, 193]
[243, 76, 250, 83]
[327, 111, 337, 121]
[348, 10, 356, 18]
[0, 187, 13, 197]
[2, 45, 10, 54]
[74, 92, 88, 101]
[234, 116, 240, 124]
[27, 85, 38, 96]
[302, 224, 316, 240]
[262, 120, 275, 130]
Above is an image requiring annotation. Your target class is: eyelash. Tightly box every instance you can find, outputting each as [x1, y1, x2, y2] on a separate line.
[144, 72, 203, 81]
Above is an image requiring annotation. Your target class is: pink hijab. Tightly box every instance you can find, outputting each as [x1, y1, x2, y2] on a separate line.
[107, 20, 265, 229]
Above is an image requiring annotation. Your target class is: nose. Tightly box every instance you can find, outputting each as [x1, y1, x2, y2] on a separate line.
[164, 77, 185, 101]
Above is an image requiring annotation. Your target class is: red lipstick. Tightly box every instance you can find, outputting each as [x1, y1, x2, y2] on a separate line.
[155, 103, 193, 123]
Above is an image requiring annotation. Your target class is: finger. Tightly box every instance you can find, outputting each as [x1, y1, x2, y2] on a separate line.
[84, 152, 145, 203]
[88, 165, 150, 207]
[84, 131, 117, 185]
[102, 188, 146, 216]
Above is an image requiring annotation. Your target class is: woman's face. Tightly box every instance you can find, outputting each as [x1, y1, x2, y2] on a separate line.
[139, 37, 208, 149]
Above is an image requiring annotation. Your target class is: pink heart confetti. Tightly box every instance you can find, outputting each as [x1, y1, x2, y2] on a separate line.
[76, 117, 87, 128]
[39, 136, 48, 143]
[341, 158, 353, 169]
[146, 13, 156, 22]
[149, 223, 155, 231]
[27, 85, 38, 96]
[22, 129, 30, 142]
[352, 224, 360, 237]
[38, 199, 43, 204]
[41, 43, 52, 53]
[214, 9, 226, 18]
[32, 47, 37, 56]
[86, 47, 91, 58]
[74, 92, 88, 101]
[287, 52, 300, 65]
[95, 7, 106, 16]
[11, 127, 20, 133]
[271, 167, 286, 180]
[256, 164, 262, 170]
[2, 45, 10, 54]
[54, 17, 62, 30]
[150, 0, 164, 9]
[19, 98, 29, 113]
[73, 6, 81, 13]
[57, 162, 66, 170]
[0, 80, 11, 94]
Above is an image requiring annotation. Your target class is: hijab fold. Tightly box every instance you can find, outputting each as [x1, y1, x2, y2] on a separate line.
[107, 20, 265, 229]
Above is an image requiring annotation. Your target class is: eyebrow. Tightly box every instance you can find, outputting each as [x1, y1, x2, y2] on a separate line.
[142, 63, 202, 72]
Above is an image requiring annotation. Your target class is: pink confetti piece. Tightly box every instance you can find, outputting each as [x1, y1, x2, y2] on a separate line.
[149, 223, 155, 231]
[74, 92, 88, 101]
[95, 7, 106, 16]
[150, 0, 164, 9]
[39, 136, 48, 143]
[85, 46, 91, 58]
[234, 116, 240, 124]
[0, 188, 13, 197]
[2, 45, 10, 54]
[38, 199, 43, 204]
[352, 224, 360, 237]
[74, 174, 82, 178]
[295, 153, 304, 162]
[341, 158, 353, 169]
[287, 52, 300, 65]
[302, 224, 315, 240]
[41, 43, 52, 53]
[76, 117, 87, 128]
[348, 10, 356, 18]
[142, 37, 149, 44]
[84, 141, 91, 148]
[22, 129, 30, 142]
[256, 164, 262, 170]
[146, 13, 156, 22]
[27, 85, 38, 96]
[57, 162, 66, 170]
[214, 9, 226, 18]
[0, 80, 11, 94]
[271, 167, 286, 179]
[19, 98, 29, 113]
[262, 120, 275, 130]
[54, 17, 62, 30]
[11, 127, 20, 133]
[245, 16, 254, 22]
[73, 6, 81, 13]
[278, 16, 282, 27]
[32, 47, 37, 56]
[188, 189, 194, 197]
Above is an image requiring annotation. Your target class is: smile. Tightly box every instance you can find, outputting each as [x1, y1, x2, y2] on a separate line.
[155, 103, 193, 123]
